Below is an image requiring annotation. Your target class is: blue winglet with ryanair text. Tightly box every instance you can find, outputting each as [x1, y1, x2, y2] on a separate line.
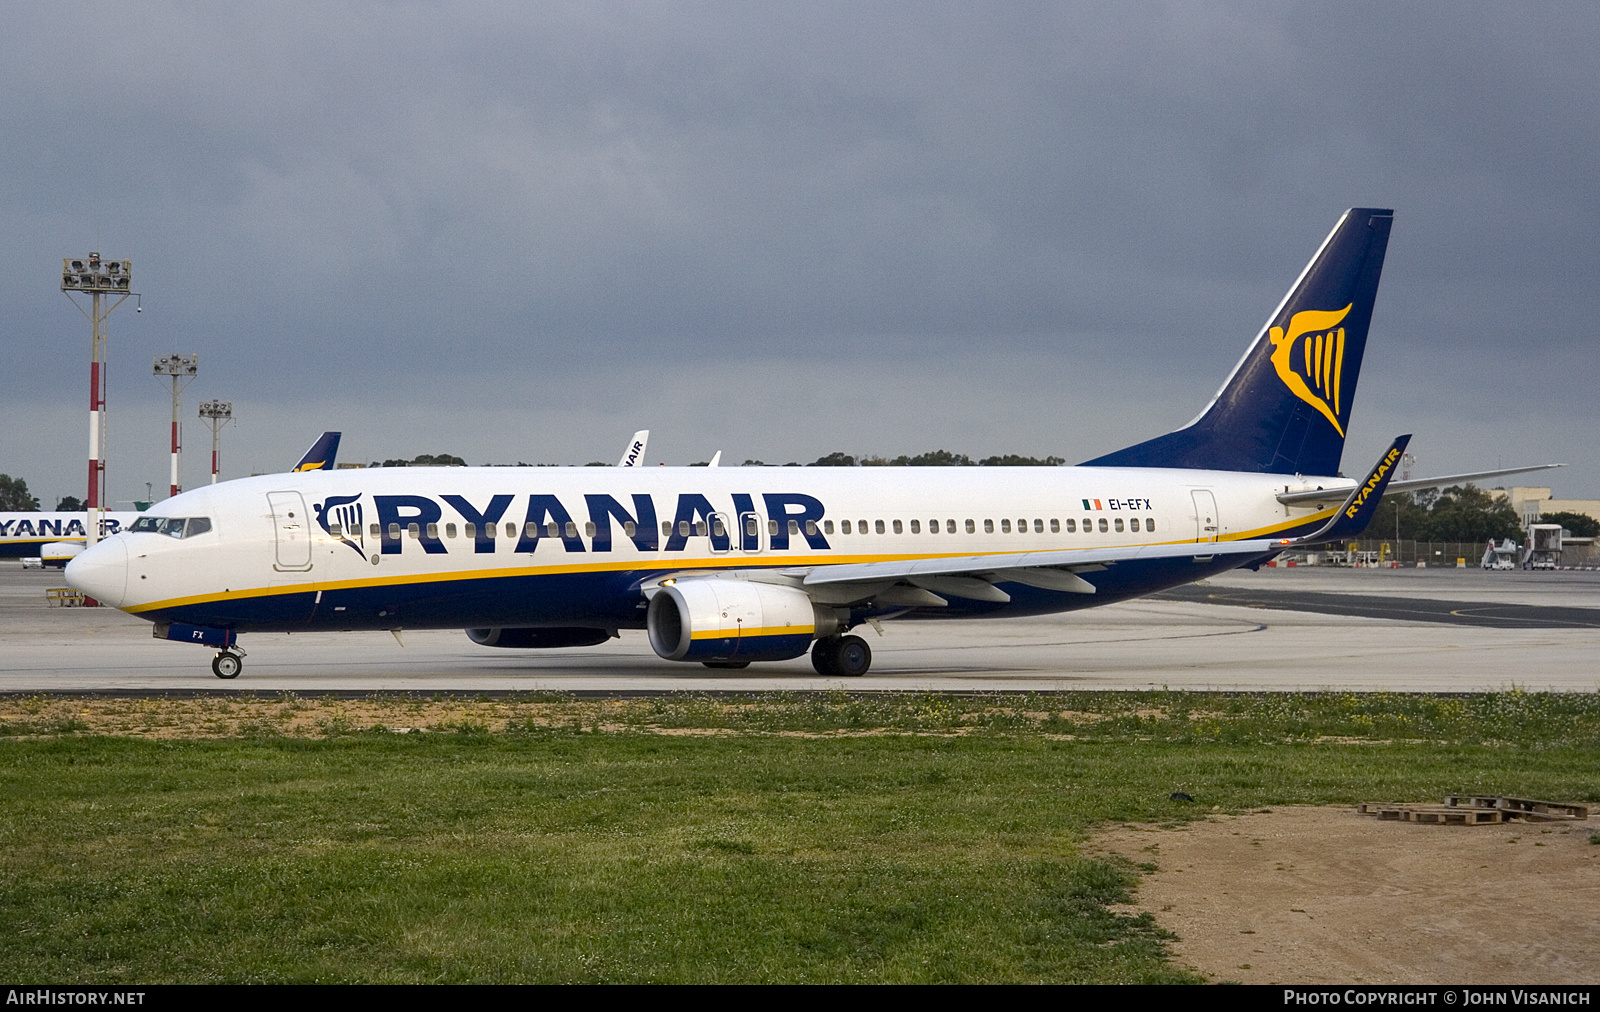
[1288, 434, 1411, 546]
[291, 432, 341, 472]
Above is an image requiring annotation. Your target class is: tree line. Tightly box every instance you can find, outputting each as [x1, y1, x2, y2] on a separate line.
[1368, 486, 1599, 542]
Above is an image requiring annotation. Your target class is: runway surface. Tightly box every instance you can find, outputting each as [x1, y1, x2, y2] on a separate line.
[3, 563, 1597, 693]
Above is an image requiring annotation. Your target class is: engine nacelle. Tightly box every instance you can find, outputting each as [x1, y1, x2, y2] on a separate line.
[647, 579, 836, 663]
[466, 627, 613, 649]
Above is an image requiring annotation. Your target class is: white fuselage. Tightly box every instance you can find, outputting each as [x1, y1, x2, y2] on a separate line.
[66, 465, 1343, 630]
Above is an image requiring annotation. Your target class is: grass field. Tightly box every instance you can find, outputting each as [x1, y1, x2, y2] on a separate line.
[2, 691, 1597, 983]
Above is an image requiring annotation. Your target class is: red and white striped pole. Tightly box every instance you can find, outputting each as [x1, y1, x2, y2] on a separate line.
[62, 253, 132, 556]
[169, 401, 180, 499]
[154, 354, 197, 499]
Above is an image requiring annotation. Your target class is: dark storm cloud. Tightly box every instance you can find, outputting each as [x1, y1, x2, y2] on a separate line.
[2, 2, 1596, 499]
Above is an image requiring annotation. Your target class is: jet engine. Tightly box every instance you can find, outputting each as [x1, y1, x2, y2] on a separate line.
[647, 579, 839, 663]
[466, 627, 614, 648]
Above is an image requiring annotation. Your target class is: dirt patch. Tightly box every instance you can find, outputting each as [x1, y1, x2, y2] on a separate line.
[1092, 806, 1600, 984]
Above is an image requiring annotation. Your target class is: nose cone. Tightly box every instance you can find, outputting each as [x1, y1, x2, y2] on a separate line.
[66, 537, 129, 608]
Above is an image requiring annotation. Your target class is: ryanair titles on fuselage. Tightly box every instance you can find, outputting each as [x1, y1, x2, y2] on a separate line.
[0, 513, 137, 555]
[305, 484, 1163, 560]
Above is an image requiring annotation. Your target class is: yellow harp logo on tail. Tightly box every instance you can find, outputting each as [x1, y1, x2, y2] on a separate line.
[1268, 303, 1353, 436]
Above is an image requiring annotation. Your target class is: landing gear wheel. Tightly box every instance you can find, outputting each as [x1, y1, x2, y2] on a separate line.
[811, 638, 841, 676]
[702, 660, 751, 669]
[812, 635, 871, 677]
[212, 652, 242, 679]
[833, 635, 871, 677]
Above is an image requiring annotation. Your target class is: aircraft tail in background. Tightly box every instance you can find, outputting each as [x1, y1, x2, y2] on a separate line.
[291, 432, 341, 472]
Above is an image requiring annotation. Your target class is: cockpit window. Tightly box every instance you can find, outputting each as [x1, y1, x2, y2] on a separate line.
[129, 516, 213, 539]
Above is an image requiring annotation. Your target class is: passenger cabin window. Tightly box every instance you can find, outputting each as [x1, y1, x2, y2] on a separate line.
[910, 519, 921, 533]
[407, 523, 420, 539]
[824, 520, 835, 534]
[842, 520, 852, 534]
[1051, 519, 1061, 533]
[371, 524, 381, 537]
[1000, 519, 1011, 533]
[789, 519, 800, 535]
[965, 519, 976, 534]
[857, 519, 867, 534]
[806, 520, 818, 536]
[328, 524, 342, 538]
[544, 522, 557, 538]
[892, 519, 902, 534]
[623, 520, 637, 537]
[1098, 518, 1108, 533]
[426, 523, 439, 539]
[983, 519, 994, 533]
[679, 520, 691, 537]
[585, 521, 597, 538]
[446, 523, 458, 538]
[713, 519, 727, 538]
[746, 517, 759, 537]
[507, 523, 518, 538]
[1113, 518, 1124, 533]
[388, 523, 401, 538]
[1129, 518, 1140, 532]
[768, 519, 779, 536]
[947, 519, 957, 534]
[566, 522, 579, 538]
[1065, 519, 1076, 533]
[875, 519, 885, 534]
[662, 520, 673, 537]
[1034, 519, 1043, 533]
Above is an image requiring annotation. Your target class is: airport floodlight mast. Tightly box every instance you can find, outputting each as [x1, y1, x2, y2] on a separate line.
[61, 253, 137, 547]
[198, 400, 233, 484]
[154, 354, 198, 499]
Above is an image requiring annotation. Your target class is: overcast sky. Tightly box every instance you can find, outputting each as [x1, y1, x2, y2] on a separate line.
[2, 2, 1596, 507]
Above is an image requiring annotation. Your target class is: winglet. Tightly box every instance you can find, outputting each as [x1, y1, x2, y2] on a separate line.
[291, 432, 341, 472]
[618, 430, 649, 467]
[1287, 435, 1410, 545]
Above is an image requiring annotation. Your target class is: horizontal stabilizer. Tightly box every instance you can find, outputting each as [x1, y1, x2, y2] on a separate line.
[1277, 461, 1565, 507]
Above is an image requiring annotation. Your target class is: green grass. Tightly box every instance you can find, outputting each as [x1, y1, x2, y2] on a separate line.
[0, 691, 1596, 983]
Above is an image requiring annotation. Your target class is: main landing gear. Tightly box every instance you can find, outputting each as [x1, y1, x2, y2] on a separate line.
[211, 651, 243, 679]
[811, 635, 871, 677]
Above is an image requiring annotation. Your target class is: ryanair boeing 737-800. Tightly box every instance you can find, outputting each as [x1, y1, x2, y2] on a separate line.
[64, 209, 1558, 679]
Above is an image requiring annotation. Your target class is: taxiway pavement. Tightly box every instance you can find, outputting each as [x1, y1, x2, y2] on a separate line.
[2, 563, 1596, 694]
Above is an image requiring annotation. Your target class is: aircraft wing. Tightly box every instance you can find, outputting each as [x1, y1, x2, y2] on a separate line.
[796, 539, 1276, 590]
[618, 430, 649, 467]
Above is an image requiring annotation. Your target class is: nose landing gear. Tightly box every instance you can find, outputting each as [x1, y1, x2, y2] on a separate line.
[810, 634, 871, 677]
[211, 651, 243, 679]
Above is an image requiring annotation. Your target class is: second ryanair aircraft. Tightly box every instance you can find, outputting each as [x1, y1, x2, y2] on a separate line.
[66, 208, 1556, 678]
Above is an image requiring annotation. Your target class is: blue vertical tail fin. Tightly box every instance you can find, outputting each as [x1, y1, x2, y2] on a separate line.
[292, 432, 341, 472]
[1083, 208, 1393, 476]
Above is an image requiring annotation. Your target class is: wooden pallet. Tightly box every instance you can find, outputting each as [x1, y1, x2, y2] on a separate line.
[1444, 795, 1589, 821]
[1357, 803, 1503, 825]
